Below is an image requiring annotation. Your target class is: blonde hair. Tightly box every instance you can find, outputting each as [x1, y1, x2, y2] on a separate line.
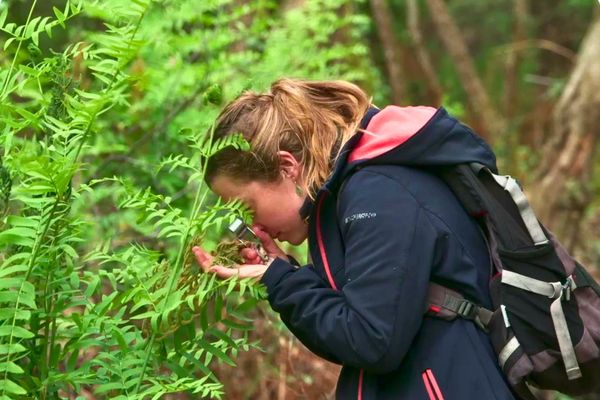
[205, 78, 371, 198]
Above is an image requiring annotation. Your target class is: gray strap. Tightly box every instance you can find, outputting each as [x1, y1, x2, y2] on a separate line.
[490, 173, 549, 246]
[476, 307, 493, 329]
[426, 283, 493, 331]
[502, 270, 581, 380]
[550, 293, 582, 380]
[441, 291, 493, 331]
[501, 270, 562, 298]
[499, 336, 521, 370]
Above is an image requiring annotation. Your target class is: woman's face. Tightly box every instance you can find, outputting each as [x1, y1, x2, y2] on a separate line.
[210, 173, 309, 246]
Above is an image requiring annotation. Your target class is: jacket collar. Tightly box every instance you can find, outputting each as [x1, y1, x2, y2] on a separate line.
[298, 106, 380, 221]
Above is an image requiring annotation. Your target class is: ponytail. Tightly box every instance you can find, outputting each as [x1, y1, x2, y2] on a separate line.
[205, 78, 371, 198]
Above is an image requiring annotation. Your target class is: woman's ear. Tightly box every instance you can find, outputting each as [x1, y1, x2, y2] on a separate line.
[277, 151, 301, 181]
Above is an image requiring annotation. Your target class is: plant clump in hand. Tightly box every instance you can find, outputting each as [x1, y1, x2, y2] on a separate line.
[211, 239, 254, 267]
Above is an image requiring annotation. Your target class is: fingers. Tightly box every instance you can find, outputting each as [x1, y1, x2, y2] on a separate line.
[240, 247, 262, 264]
[192, 246, 268, 280]
[209, 265, 239, 279]
[210, 264, 268, 280]
[192, 246, 213, 273]
[252, 225, 273, 244]
[252, 225, 285, 257]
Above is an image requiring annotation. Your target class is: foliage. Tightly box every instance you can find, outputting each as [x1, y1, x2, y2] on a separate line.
[0, 0, 380, 398]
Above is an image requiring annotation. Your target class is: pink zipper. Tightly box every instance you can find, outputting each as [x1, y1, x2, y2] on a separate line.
[422, 369, 445, 400]
[357, 369, 364, 400]
[315, 193, 338, 290]
[316, 192, 365, 398]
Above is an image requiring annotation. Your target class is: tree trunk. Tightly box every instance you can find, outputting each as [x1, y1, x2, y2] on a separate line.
[530, 17, 600, 251]
[229, 0, 254, 53]
[425, 0, 506, 141]
[406, 0, 443, 104]
[280, 0, 305, 12]
[503, 0, 528, 119]
[369, 0, 407, 105]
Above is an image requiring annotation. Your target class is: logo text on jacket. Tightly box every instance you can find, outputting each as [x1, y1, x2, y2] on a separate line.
[344, 212, 377, 224]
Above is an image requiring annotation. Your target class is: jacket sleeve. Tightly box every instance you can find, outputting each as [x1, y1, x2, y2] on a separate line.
[260, 169, 445, 373]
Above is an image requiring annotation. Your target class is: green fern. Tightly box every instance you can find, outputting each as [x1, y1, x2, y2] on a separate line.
[0, 0, 377, 397]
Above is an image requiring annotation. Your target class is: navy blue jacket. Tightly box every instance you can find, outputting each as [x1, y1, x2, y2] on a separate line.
[261, 106, 516, 399]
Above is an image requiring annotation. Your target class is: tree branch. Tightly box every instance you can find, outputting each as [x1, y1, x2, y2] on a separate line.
[369, 0, 407, 105]
[406, 0, 443, 103]
[425, 0, 506, 141]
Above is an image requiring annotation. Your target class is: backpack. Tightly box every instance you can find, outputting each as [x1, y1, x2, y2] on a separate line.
[425, 162, 600, 399]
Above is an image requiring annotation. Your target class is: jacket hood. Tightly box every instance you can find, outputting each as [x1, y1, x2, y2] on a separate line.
[298, 106, 498, 222]
[324, 106, 498, 193]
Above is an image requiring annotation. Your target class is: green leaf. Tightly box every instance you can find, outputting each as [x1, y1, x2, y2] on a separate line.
[53, 7, 65, 28]
[0, 308, 30, 321]
[94, 382, 124, 394]
[0, 343, 27, 356]
[67, 350, 79, 371]
[203, 84, 223, 105]
[0, 9, 7, 29]
[0, 326, 34, 339]
[4, 22, 15, 34]
[0, 278, 23, 290]
[19, 281, 37, 309]
[61, 244, 79, 260]
[0, 378, 27, 395]
[3, 37, 16, 51]
[25, 16, 40, 38]
[214, 294, 223, 322]
[69, 271, 80, 289]
[196, 338, 236, 367]
[0, 361, 24, 375]
[0, 265, 29, 279]
[0, 232, 35, 247]
[200, 306, 208, 331]
[111, 327, 128, 351]
[205, 328, 237, 348]
[0, 227, 36, 240]
[130, 310, 155, 320]
[221, 319, 252, 331]
[84, 276, 99, 297]
[179, 350, 214, 378]
[45, 21, 52, 38]
[7, 216, 38, 228]
[23, 169, 51, 182]
[226, 277, 237, 295]
[235, 297, 258, 313]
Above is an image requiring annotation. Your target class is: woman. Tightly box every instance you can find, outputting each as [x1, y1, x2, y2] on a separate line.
[193, 78, 516, 399]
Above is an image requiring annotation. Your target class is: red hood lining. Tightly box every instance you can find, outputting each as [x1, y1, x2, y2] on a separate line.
[348, 106, 437, 163]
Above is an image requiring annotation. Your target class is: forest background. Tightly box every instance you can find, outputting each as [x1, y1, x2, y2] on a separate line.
[1, 0, 599, 399]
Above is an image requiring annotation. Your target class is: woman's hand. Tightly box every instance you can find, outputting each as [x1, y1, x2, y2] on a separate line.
[192, 246, 270, 279]
[192, 226, 286, 280]
[242, 225, 288, 263]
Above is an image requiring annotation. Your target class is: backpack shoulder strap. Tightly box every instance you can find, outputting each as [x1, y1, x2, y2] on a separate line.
[426, 282, 493, 332]
[438, 163, 545, 251]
